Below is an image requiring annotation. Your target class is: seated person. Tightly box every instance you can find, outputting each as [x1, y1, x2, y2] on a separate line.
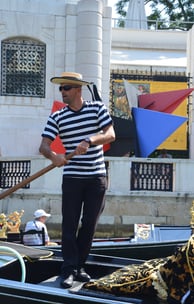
[157, 149, 172, 158]
[23, 209, 51, 246]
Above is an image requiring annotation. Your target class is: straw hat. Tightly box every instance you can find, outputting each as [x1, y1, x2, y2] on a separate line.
[50, 72, 92, 86]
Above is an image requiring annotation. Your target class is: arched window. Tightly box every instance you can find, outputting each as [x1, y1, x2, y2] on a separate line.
[1, 37, 46, 97]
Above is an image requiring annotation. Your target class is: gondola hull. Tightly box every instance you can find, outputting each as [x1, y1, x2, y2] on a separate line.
[0, 279, 158, 304]
[47, 225, 191, 260]
[90, 225, 192, 259]
[91, 239, 188, 259]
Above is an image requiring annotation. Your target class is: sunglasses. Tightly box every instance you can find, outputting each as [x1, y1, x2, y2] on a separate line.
[59, 85, 79, 92]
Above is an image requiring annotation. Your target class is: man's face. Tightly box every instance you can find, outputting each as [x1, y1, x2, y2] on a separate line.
[59, 84, 80, 104]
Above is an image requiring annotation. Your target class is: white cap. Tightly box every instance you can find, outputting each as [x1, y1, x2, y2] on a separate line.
[34, 209, 51, 218]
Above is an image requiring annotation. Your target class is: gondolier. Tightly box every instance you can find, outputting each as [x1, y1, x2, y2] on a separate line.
[39, 72, 115, 288]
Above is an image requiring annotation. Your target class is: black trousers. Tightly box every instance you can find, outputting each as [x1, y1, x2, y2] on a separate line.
[61, 176, 107, 276]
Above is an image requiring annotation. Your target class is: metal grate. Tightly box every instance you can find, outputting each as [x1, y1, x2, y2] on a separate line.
[0, 161, 31, 189]
[131, 162, 173, 191]
[1, 38, 46, 97]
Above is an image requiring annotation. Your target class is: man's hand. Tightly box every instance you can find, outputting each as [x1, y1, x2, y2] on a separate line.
[50, 152, 68, 167]
[39, 137, 75, 167]
[75, 140, 90, 155]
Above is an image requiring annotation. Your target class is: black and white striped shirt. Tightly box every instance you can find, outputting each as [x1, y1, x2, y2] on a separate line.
[42, 100, 112, 177]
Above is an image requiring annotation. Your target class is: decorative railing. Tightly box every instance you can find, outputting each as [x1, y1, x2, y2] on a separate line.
[0, 160, 31, 189]
[112, 18, 194, 31]
[0, 157, 192, 195]
[0, 159, 173, 192]
[130, 162, 173, 191]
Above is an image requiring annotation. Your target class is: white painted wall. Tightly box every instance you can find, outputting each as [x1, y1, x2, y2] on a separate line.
[187, 26, 194, 159]
[0, 0, 112, 156]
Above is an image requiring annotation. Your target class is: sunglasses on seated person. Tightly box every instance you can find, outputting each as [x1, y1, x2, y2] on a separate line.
[59, 85, 80, 92]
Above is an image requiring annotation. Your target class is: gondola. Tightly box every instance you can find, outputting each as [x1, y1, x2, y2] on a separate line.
[90, 225, 192, 260]
[0, 239, 193, 304]
[47, 225, 192, 260]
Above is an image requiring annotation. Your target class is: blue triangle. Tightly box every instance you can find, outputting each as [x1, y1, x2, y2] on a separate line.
[132, 108, 187, 157]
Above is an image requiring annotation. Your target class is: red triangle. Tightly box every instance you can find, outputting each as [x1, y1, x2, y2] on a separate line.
[138, 88, 194, 113]
[50, 101, 66, 154]
[51, 100, 66, 112]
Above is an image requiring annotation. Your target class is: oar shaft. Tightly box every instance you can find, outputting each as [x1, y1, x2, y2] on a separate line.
[0, 151, 75, 200]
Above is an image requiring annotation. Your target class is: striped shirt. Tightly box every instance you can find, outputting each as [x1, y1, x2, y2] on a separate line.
[42, 100, 112, 177]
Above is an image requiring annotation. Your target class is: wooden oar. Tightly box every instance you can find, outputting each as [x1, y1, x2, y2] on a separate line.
[0, 151, 75, 200]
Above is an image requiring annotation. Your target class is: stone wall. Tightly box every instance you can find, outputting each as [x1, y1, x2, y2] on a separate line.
[97, 194, 193, 237]
[1, 191, 192, 239]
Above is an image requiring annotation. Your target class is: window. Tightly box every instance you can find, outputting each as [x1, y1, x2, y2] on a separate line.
[1, 37, 46, 97]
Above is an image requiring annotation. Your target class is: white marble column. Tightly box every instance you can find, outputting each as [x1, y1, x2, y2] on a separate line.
[76, 0, 110, 102]
[187, 26, 194, 159]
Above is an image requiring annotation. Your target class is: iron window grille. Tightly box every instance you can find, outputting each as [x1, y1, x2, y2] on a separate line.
[0, 160, 31, 189]
[1, 37, 46, 97]
[131, 162, 173, 191]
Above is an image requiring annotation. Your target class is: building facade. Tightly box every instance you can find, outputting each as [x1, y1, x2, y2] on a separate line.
[0, 0, 194, 236]
[0, 0, 112, 156]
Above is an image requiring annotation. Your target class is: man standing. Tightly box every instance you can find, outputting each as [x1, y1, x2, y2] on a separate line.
[39, 72, 115, 288]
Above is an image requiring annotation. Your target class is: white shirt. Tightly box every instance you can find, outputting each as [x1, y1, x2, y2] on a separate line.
[23, 220, 50, 245]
